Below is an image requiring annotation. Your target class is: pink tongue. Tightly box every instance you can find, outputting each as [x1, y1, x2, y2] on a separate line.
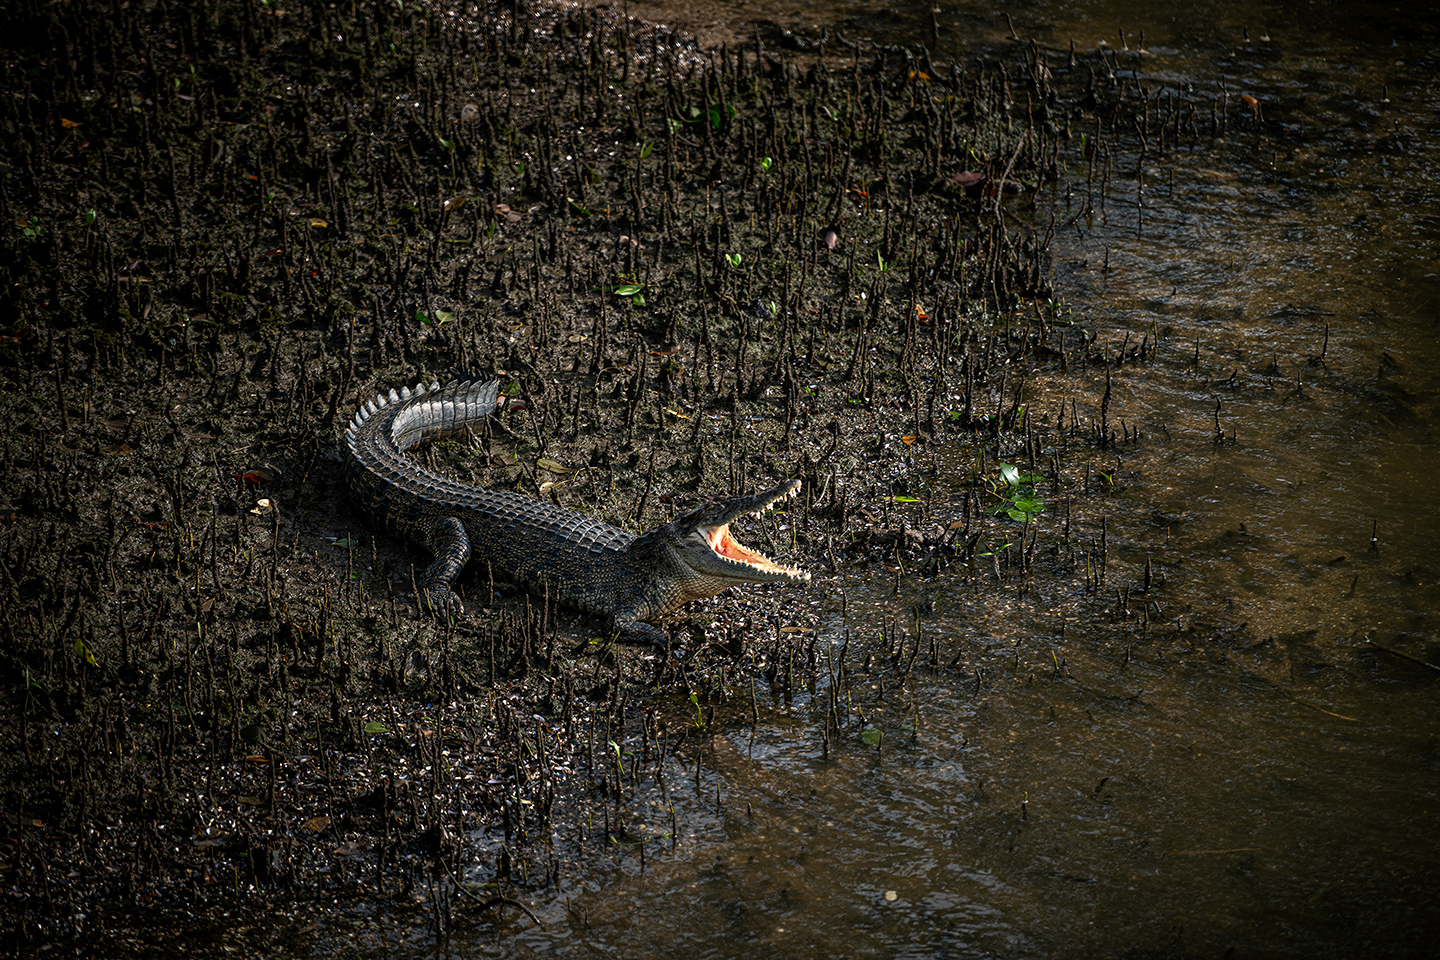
[711, 527, 744, 560]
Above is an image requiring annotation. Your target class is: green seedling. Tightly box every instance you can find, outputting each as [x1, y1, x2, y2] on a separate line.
[676, 102, 736, 130]
[989, 462, 1046, 522]
[416, 309, 456, 326]
[609, 278, 646, 306]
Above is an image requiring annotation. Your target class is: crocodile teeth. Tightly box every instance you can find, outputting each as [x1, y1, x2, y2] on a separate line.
[757, 484, 799, 515]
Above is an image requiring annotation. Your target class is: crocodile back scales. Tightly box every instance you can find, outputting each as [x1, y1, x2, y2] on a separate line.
[343, 379, 639, 618]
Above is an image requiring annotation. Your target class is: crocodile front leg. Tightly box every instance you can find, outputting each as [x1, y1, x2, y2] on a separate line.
[418, 515, 469, 619]
[611, 615, 670, 647]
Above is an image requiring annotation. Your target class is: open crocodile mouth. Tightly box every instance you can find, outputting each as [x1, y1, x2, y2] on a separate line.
[695, 481, 809, 581]
[700, 524, 807, 578]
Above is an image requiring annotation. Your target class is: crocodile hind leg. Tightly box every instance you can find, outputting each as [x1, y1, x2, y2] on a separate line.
[418, 515, 470, 619]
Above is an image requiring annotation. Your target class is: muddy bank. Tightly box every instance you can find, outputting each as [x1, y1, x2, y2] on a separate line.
[0, 0, 1201, 952]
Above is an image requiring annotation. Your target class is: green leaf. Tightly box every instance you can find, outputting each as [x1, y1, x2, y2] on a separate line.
[999, 463, 1021, 487]
[707, 103, 736, 128]
[73, 637, 97, 667]
[860, 727, 883, 746]
[613, 283, 642, 297]
[363, 721, 389, 734]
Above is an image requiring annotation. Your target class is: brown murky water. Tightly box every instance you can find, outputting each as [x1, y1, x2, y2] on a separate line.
[387, 1, 1439, 956]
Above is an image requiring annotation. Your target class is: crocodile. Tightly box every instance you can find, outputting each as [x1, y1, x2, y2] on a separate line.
[343, 377, 809, 644]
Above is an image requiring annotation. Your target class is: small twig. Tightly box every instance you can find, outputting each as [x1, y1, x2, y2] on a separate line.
[439, 852, 544, 928]
[1366, 636, 1440, 674]
[1292, 700, 1358, 721]
[992, 128, 1032, 216]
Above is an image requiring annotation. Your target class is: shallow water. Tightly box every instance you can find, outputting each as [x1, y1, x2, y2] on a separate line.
[416, 1, 1440, 956]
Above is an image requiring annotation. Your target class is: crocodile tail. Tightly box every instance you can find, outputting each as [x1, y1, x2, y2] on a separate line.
[346, 378, 503, 453]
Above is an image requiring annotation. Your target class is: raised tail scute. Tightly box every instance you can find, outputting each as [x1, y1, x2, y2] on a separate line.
[375, 378, 505, 451]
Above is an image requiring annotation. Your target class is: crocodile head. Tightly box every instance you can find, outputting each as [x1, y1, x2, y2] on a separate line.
[629, 479, 810, 615]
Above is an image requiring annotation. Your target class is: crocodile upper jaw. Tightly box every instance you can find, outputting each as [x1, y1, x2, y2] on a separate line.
[669, 479, 810, 585]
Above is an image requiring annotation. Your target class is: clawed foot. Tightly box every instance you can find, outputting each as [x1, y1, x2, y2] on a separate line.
[417, 587, 465, 621]
[615, 619, 673, 649]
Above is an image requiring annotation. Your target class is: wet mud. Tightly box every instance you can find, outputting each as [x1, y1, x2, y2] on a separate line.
[0, 1, 1251, 953]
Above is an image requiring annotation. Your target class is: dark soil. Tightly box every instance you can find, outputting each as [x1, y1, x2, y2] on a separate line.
[0, 1, 1185, 954]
